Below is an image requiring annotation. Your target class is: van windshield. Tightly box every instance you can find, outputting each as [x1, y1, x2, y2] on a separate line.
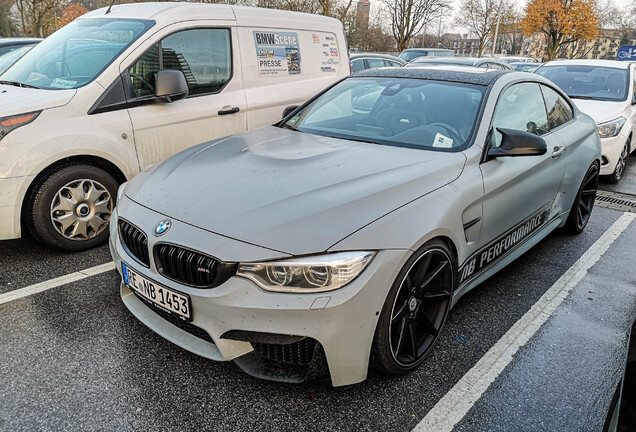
[0, 18, 153, 90]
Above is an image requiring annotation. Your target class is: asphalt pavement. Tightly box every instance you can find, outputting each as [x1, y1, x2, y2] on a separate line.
[1, 159, 635, 431]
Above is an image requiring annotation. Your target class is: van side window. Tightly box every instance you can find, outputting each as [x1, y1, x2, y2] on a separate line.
[128, 28, 232, 99]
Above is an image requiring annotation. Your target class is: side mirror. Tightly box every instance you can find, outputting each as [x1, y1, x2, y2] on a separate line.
[282, 105, 299, 119]
[155, 70, 188, 103]
[632, 93, 636, 105]
[487, 127, 547, 159]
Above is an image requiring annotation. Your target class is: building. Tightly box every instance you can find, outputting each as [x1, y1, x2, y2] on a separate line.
[356, 0, 370, 29]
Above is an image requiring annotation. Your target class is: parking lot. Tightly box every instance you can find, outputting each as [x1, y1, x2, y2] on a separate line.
[0, 157, 634, 431]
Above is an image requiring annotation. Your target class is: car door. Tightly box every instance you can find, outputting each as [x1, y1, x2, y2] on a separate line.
[124, 26, 247, 170]
[478, 82, 566, 263]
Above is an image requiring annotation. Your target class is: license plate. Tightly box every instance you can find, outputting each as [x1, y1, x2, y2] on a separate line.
[122, 262, 192, 321]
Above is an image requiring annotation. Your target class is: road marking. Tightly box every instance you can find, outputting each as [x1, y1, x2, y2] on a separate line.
[0, 261, 115, 306]
[414, 212, 636, 432]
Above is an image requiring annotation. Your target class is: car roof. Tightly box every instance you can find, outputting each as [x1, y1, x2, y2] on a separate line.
[352, 66, 509, 86]
[349, 53, 405, 62]
[83, 2, 341, 29]
[402, 48, 453, 52]
[0, 38, 42, 46]
[542, 59, 631, 69]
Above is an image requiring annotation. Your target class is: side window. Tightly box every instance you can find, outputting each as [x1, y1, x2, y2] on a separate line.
[351, 59, 364, 73]
[129, 44, 160, 98]
[366, 58, 385, 69]
[128, 28, 231, 99]
[541, 85, 573, 130]
[488, 63, 503, 70]
[491, 83, 548, 147]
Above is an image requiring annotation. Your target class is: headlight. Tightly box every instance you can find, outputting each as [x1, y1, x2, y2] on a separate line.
[237, 251, 375, 293]
[0, 111, 41, 141]
[597, 117, 626, 138]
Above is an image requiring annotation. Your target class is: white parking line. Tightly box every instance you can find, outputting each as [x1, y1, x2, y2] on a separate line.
[0, 261, 115, 306]
[414, 211, 636, 432]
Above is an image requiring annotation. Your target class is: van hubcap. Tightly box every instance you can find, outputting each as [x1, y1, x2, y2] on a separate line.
[50, 179, 112, 241]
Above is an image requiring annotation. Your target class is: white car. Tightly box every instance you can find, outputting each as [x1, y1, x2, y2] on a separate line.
[0, 3, 349, 250]
[535, 60, 636, 183]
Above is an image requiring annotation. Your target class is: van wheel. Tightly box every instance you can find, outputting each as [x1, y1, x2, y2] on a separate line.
[372, 240, 455, 375]
[27, 164, 118, 251]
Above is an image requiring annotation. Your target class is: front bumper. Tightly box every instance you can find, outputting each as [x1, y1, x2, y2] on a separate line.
[599, 133, 629, 176]
[0, 175, 35, 240]
[109, 196, 408, 387]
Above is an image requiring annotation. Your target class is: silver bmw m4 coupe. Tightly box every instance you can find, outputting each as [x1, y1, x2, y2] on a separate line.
[109, 67, 601, 386]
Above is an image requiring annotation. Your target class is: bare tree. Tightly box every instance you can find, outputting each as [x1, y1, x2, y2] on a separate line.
[455, 0, 517, 57]
[383, 0, 451, 52]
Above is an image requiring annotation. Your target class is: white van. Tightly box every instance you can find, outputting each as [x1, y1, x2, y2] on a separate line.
[0, 2, 349, 250]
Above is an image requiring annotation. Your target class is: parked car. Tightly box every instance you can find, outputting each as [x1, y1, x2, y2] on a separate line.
[0, 3, 349, 251]
[535, 59, 636, 183]
[510, 62, 542, 72]
[406, 56, 512, 70]
[398, 48, 454, 62]
[350, 53, 405, 72]
[0, 44, 37, 74]
[500, 56, 538, 63]
[110, 67, 600, 387]
[0, 37, 41, 57]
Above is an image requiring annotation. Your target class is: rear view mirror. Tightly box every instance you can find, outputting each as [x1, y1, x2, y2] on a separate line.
[487, 127, 547, 159]
[155, 70, 188, 103]
[282, 105, 299, 119]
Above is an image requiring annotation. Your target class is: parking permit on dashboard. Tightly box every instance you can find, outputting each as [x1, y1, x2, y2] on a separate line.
[433, 133, 454, 148]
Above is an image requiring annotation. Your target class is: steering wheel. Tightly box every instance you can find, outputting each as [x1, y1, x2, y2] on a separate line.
[130, 72, 155, 94]
[428, 122, 463, 142]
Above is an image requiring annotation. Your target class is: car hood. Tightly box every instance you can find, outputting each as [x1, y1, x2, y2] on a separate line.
[0, 85, 76, 116]
[571, 99, 627, 124]
[125, 126, 466, 255]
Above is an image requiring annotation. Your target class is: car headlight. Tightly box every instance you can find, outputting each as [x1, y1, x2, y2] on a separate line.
[0, 111, 41, 141]
[237, 251, 375, 293]
[597, 117, 626, 138]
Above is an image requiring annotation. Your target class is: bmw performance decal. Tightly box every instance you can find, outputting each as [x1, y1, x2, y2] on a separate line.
[458, 208, 551, 286]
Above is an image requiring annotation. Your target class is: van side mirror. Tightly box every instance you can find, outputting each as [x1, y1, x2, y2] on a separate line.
[282, 105, 299, 119]
[487, 127, 547, 159]
[155, 70, 188, 103]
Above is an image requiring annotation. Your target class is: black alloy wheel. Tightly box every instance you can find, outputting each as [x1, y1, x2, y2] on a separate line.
[372, 240, 455, 374]
[565, 162, 599, 234]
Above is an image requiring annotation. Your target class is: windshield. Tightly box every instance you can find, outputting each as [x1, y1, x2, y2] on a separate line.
[535, 65, 629, 102]
[0, 18, 153, 90]
[400, 50, 430, 61]
[285, 77, 485, 151]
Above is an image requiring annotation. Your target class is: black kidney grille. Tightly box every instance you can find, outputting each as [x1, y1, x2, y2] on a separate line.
[119, 219, 150, 267]
[156, 244, 218, 287]
[133, 292, 214, 344]
[252, 338, 317, 366]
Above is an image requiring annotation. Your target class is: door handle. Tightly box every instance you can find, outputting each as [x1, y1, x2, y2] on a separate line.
[218, 106, 240, 115]
[552, 145, 564, 159]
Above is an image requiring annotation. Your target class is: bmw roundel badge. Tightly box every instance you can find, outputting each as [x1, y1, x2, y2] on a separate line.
[154, 219, 171, 236]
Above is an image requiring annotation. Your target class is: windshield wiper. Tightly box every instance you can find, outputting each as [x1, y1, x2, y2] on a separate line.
[568, 95, 595, 100]
[0, 80, 39, 89]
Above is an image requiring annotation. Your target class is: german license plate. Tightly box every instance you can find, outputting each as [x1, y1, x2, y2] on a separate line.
[122, 262, 192, 321]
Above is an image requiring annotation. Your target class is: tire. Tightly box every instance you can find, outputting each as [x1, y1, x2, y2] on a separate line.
[26, 164, 118, 251]
[604, 143, 629, 184]
[372, 239, 455, 375]
[564, 162, 599, 235]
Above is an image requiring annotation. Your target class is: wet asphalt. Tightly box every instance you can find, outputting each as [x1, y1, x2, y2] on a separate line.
[0, 160, 635, 431]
